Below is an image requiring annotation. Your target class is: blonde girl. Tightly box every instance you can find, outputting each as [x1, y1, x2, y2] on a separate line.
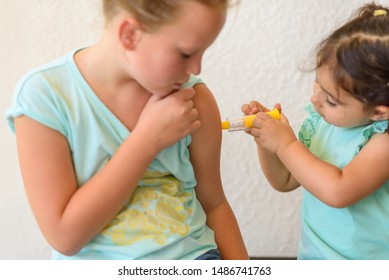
[6, 0, 248, 260]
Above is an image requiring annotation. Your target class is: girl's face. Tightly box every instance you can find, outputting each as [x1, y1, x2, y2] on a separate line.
[125, 1, 226, 97]
[311, 64, 374, 128]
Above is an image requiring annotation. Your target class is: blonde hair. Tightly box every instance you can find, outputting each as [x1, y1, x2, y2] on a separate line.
[103, 0, 230, 31]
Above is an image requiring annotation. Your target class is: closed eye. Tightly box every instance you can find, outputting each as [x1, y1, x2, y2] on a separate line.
[181, 53, 191, 59]
[325, 95, 337, 107]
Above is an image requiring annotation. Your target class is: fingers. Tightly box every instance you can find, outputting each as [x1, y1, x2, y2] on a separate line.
[253, 101, 270, 113]
[248, 100, 261, 113]
[273, 103, 282, 114]
[241, 104, 249, 114]
[177, 87, 196, 101]
[189, 118, 201, 133]
[255, 111, 272, 121]
[279, 113, 290, 124]
[241, 100, 275, 115]
[241, 100, 261, 115]
[170, 88, 201, 133]
[252, 111, 278, 131]
[188, 105, 200, 127]
[170, 88, 197, 115]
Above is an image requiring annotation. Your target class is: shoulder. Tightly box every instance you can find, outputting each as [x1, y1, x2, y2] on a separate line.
[193, 83, 221, 133]
[298, 103, 323, 148]
[12, 52, 73, 113]
[14, 52, 73, 99]
[189, 81, 221, 153]
[182, 75, 221, 129]
[353, 130, 389, 189]
[5, 51, 76, 135]
[365, 130, 389, 152]
[357, 120, 389, 152]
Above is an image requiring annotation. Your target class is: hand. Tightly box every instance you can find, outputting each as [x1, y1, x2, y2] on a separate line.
[251, 110, 296, 155]
[241, 100, 282, 115]
[241, 100, 282, 136]
[134, 88, 201, 151]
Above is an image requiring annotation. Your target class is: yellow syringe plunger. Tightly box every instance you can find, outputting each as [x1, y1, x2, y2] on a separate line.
[221, 108, 280, 132]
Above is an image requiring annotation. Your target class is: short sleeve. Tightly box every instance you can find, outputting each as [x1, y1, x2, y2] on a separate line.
[182, 75, 204, 88]
[5, 71, 68, 136]
[357, 120, 388, 152]
[298, 103, 322, 148]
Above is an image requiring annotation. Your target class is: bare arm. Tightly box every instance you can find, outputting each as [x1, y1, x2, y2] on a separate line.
[253, 112, 389, 208]
[256, 144, 300, 192]
[190, 84, 249, 260]
[15, 89, 200, 256]
[242, 101, 299, 192]
[275, 131, 389, 207]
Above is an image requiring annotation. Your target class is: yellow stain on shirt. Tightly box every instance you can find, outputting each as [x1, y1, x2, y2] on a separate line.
[102, 171, 193, 245]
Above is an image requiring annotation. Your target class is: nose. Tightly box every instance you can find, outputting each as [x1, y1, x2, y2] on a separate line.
[310, 92, 321, 107]
[185, 55, 202, 75]
[310, 83, 322, 108]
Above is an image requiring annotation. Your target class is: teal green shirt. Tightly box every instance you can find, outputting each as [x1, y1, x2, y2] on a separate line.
[5, 49, 216, 259]
[298, 103, 389, 259]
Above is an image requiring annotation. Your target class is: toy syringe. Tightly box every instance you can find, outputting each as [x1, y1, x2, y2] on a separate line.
[221, 108, 280, 132]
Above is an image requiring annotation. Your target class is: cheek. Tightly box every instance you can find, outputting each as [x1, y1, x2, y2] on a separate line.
[149, 52, 181, 78]
[325, 108, 349, 126]
[326, 109, 342, 120]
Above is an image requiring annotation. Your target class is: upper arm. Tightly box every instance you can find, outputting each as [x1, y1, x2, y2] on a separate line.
[285, 131, 389, 207]
[188, 84, 249, 259]
[337, 132, 389, 206]
[189, 83, 225, 212]
[15, 116, 78, 241]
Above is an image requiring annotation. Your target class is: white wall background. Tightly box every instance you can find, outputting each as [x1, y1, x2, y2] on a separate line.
[0, 0, 380, 259]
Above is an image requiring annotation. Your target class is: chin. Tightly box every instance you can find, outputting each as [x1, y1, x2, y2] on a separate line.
[165, 87, 180, 95]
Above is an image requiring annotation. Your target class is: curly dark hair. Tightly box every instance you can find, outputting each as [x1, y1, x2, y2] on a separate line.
[316, 2, 389, 117]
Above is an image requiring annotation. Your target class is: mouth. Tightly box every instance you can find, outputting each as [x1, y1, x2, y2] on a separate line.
[166, 84, 181, 95]
[168, 83, 183, 94]
[173, 83, 183, 90]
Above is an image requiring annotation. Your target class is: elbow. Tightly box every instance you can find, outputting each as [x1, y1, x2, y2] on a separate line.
[55, 246, 81, 257]
[318, 191, 355, 208]
[322, 199, 353, 209]
[47, 236, 83, 256]
[52, 243, 82, 257]
[269, 178, 299, 192]
[39, 219, 87, 256]
[271, 184, 297, 193]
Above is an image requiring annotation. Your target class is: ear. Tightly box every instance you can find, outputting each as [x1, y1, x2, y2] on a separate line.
[370, 105, 389, 121]
[118, 18, 142, 50]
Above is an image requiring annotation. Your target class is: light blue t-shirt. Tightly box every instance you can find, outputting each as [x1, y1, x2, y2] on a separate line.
[5, 49, 216, 260]
[297, 103, 389, 260]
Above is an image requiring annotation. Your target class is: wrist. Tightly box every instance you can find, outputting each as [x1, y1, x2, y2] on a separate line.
[126, 129, 161, 160]
[276, 137, 298, 159]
